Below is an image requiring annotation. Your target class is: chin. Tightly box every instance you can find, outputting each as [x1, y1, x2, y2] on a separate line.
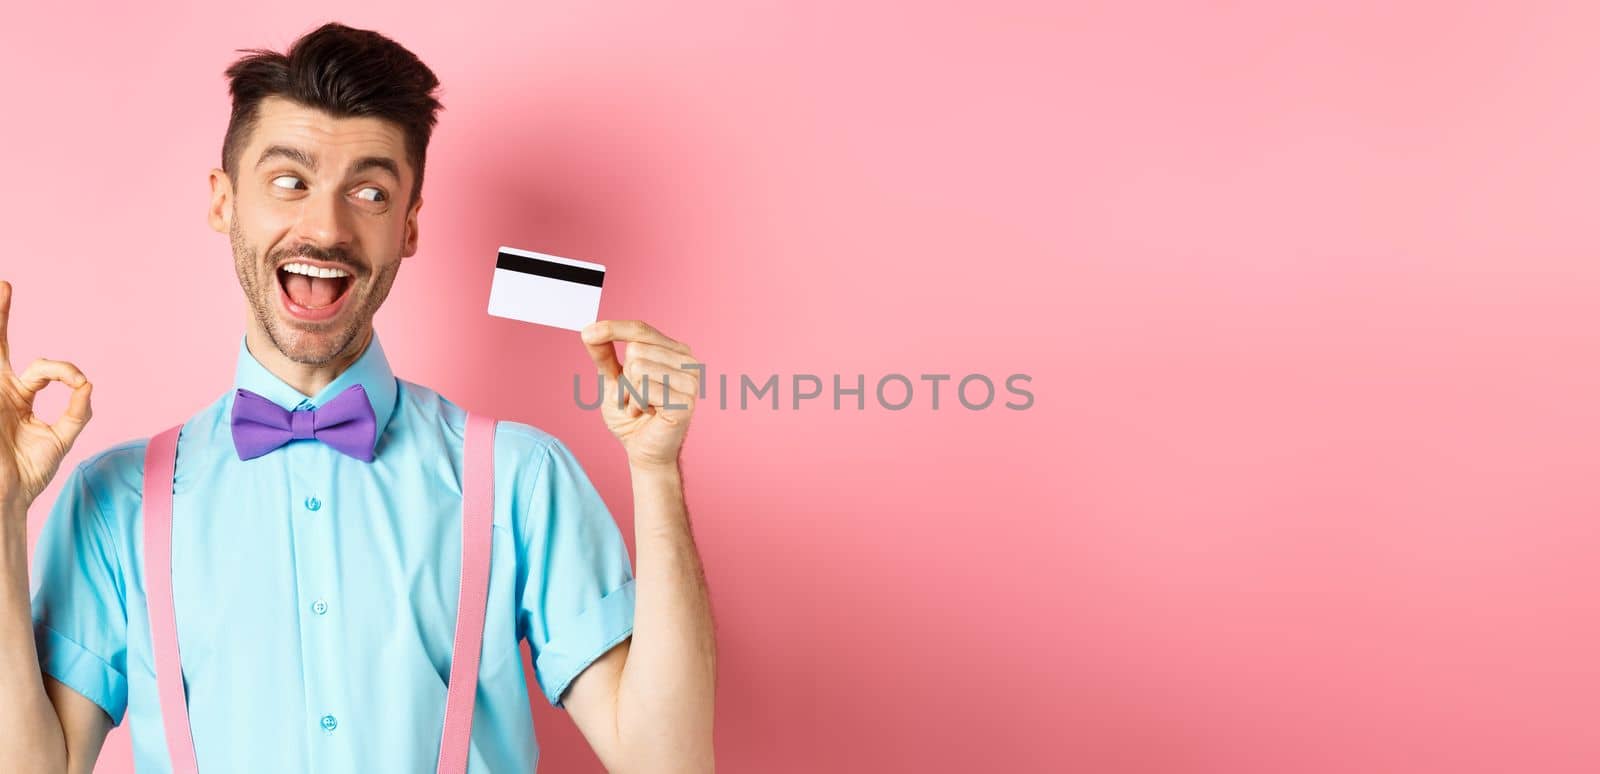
[264, 315, 367, 366]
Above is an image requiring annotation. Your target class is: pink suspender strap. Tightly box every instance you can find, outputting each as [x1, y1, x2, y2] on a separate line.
[436, 411, 497, 774]
[141, 413, 499, 774]
[142, 424, 196, 774]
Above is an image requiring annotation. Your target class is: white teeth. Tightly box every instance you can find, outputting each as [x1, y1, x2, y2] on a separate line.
[281, 262, 351, 279]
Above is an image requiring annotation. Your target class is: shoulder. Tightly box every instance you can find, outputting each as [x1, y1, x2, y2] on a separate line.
[394, 376, 566, 467]
[65, 395, 228, 516]
[494, 419, 561, 455]
[37, 438, 150, 540]
[71, 438, 150, 504]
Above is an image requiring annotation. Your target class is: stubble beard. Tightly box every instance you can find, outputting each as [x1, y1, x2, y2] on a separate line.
[229, 210, 400, 367]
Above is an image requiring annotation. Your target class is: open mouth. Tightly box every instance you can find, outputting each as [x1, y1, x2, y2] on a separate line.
[276, 262, 355, 322]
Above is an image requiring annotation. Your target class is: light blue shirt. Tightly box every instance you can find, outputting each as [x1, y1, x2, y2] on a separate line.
[28, 330, 637, 773]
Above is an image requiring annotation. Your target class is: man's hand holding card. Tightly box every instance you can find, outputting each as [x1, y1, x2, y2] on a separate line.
[488, 246, 698, 470]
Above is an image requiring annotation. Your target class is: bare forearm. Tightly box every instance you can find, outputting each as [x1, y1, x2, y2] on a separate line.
[0, 509, 68, 774]
[614, 462, 716, 772]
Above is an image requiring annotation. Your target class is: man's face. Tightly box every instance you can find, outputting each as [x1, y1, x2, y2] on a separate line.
[208, 95, 422, 366]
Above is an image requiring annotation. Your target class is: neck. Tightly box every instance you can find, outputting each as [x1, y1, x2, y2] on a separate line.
[244, 323, 371, 399]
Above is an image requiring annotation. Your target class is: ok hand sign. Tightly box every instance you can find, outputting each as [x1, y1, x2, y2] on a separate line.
[0, 281, 93, 515]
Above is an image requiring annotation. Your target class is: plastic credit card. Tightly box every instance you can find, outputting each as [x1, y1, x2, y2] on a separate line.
[486, 246, 605, 331]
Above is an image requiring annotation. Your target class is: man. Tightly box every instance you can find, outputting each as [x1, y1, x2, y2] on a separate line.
[0, 21, 715, 774]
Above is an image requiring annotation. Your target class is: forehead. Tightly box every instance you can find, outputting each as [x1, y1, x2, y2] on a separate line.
[244, 95, 409, 173]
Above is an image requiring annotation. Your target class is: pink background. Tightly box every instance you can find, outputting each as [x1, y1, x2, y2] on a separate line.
[2, 2, 1597, 772]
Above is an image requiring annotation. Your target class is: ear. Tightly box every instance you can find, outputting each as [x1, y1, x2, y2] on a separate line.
[400, 194, 423, 258]
[207, 168, 233, 234]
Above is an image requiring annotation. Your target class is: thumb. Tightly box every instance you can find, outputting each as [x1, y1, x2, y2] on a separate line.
[580, 323, 622, 378]
[50, 379, 93, 451]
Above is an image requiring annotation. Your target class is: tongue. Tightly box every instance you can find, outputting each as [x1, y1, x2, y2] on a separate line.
[284, 273, 341, 308]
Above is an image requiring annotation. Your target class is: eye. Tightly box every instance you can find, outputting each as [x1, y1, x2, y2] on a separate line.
[270, 175, 305, 190]
[355, 187, 386, 203]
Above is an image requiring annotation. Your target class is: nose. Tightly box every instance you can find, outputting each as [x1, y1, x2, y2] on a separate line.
[291, 184, 354, 250]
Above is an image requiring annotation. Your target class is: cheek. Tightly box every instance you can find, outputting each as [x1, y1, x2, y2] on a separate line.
[360, 221, 411, 269]
[232, 202, 293, 246]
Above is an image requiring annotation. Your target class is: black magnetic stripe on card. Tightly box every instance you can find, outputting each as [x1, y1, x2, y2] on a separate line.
[495, 251, 606, 287]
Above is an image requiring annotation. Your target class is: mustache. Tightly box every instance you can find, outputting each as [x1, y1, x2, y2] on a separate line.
[268, 245, 365, 274]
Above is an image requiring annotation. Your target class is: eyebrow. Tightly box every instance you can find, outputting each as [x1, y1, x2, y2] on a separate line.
[255, 145, 401, 182]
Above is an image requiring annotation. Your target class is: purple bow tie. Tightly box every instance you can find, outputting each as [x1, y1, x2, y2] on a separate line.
[231, 384, 377, 462]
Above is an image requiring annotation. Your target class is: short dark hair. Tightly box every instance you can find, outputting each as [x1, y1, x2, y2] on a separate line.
[220, 22, 443, 207]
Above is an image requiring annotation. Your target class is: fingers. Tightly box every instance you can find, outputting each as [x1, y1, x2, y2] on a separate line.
[16, 358, 93, 450]
[617, 357, 698, 421]
[580, 321, 699, 421]
[623, 356, 702, 401]
[583, 336, 623, 378]
[623, 342, 702, 373]
[652, 386, 696, 423]
[618, 380, 696, 422]
[623, 343, 703, 395]
[52, 379, 93, 451]
[0, 280, 12, 371]
[18, 358, 88, 398]
[582, 320, 692, 355]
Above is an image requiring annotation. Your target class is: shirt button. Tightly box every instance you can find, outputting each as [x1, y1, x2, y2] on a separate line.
[320, 714, 338, 732]
[304, 496, 322, 512]
[311, 600, 329, 616]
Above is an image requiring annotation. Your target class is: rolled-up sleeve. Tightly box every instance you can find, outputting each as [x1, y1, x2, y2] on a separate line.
[29, 462, 131, 726]
[515, 436, 636, 709]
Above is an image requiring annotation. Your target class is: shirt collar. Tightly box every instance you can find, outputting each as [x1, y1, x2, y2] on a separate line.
[230, 329, 400, 448]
